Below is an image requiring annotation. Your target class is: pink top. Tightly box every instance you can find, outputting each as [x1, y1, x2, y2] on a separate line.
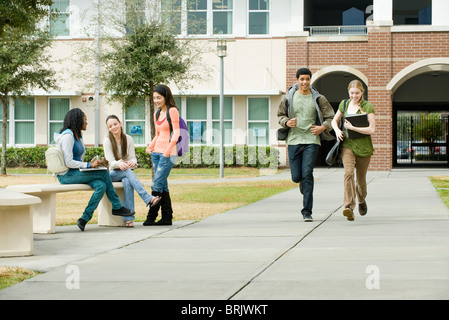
[148, 107, 180, 156]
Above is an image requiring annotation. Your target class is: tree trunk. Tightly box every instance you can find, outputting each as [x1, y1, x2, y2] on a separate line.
[1, 94, 9, 175]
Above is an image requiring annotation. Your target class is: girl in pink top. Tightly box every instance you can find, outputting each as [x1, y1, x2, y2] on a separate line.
[144, 85, 180, 226]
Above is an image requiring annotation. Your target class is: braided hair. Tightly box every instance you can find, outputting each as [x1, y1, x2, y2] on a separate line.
[60, 108, 85, 140]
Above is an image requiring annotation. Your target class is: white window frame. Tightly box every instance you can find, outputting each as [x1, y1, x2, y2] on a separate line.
[212, 0, 233, 35]
[124, 99, 148, 146]
[12, 97, 36, 147]
[211, 96, 234, 146]
[247, 0, 270, 36]
[187, 0, 208, 35]
[49, 0, 71, 38]
[48, 97, 71, 145]
[161, 0, 234, 37]
[177, 96, 234, 146]
[247, 96, 270, 146]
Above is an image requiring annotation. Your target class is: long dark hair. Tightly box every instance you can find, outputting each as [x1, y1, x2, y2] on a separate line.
[154, 84, 177, 109]
[60, 108, 85, 140]
[105, 114, 128, 161]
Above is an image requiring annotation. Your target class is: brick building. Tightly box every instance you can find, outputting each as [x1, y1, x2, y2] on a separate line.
[287, 0, 449, 170]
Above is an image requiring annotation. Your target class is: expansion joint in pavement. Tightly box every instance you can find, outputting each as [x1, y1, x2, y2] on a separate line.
[226, 204, 343, 300]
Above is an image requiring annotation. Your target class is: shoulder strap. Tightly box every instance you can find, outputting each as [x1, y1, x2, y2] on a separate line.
[341, 99, 350, 131]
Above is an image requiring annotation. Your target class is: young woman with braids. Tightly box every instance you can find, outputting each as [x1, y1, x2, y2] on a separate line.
[55, 108, 133, 231]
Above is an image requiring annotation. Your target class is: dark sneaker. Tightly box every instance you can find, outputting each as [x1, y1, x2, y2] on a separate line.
[112, 206, 134, 217]
[343, 207, 355, 221]
[358, 201, 367, 216]
[303, 214, 313, 222]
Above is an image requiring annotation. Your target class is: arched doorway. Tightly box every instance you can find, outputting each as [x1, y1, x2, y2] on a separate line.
[312, 67, 368, 166]
[388, 59, 449, 167]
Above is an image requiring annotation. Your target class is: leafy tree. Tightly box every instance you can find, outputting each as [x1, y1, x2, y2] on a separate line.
[91, 0, 208, 139]
[0, 3, 57, 174]
[0, 0, 54, 37]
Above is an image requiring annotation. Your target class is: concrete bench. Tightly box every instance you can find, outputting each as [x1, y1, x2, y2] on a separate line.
[5, 182, 126, 234]
[0, 190, 41, 257]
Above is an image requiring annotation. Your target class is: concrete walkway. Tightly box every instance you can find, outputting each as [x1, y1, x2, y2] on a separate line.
[1, 168, 449, 300]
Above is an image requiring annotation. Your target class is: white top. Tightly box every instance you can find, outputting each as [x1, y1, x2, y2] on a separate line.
[103, 134, 138, 170]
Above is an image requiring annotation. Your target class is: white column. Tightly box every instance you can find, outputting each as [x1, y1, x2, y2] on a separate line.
[372, 0, 393, 26]
[432, 0, 449, 26]
[286, 0, 308, 36]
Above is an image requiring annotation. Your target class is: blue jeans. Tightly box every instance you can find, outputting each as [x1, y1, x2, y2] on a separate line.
[288, 144, 319, 217]
[151, 153, 177, 193]
[110, 168, 152, 221]
[57, 169, 123, 222]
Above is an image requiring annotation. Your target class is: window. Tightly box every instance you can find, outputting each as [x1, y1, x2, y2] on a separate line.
[50, 0, 70, 37]
[186, 97, 207, 144]
[176, 96, 234, 145]
[212, 97, 233, 145]
[126, 0, 146, 34]
[49, 98, 70, 144]
[161, 0, 182, 35]
[14, 98, 35, 145]
[213, 0, 233, 35]
[247, 97, 269, 145]
[125, 99, 146, 145]
[166, 0, 233, 36]
[248, 0, 269, 35]
[187, 0, 207, 35]
[393, 0, 431, 25]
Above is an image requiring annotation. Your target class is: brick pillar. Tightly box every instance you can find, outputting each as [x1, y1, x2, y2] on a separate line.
[286, 36, 308, 89]
[367, 25, 393, 170]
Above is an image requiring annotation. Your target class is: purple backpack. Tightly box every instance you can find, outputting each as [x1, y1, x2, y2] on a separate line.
[156, 108, 189, 156]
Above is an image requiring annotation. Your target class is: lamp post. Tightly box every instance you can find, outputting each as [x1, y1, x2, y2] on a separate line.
[217, 39, 227, 179]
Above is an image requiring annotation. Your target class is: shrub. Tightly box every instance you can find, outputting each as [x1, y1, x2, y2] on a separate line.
[1, 145, 280, 169]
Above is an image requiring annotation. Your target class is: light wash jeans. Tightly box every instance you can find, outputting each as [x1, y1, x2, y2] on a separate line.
[151, 153, 177, 193]
[57, 169, 123, 222]
[109, 168, 153, 221]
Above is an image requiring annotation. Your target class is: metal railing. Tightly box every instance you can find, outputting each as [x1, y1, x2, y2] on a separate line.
[396, 114, 449, 166]
[305, 25, 368, 36]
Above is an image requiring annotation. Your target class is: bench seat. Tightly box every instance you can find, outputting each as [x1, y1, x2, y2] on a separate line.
[0, 190, 41, 257]
[5, 182, 125, 234]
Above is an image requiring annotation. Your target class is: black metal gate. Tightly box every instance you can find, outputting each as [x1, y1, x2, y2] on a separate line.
[395, 112, 449, 166]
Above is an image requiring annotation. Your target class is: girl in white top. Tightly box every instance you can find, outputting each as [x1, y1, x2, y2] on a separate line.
[104, 115, 160, 227]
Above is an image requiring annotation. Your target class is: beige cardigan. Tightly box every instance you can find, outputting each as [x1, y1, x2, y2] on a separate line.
[103, 134, 138, 170]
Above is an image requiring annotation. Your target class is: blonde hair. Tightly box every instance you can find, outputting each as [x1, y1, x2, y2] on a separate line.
[347, 80, 365, 105]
